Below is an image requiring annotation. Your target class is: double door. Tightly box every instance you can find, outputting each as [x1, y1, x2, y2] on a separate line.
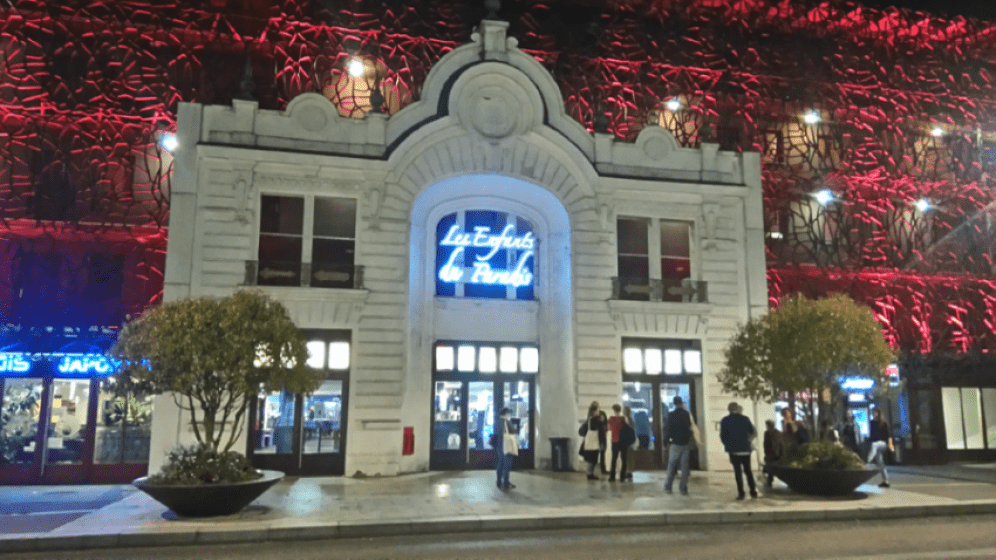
[430, 376, 534, 470]
[623, 378, 700, 471]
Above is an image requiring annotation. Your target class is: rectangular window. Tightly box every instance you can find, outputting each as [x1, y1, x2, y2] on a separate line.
[660, 220, 691, 282]
[621, 338, 702, 376]
[942, 386, 991, 450]
[941, 387, 964, 450]
[258, 195, 304, 286]
[617, 218, 650, 301]
[257, 195, 357, 288]
[616, 217, 696, 302]
[983, 388, 996, 450]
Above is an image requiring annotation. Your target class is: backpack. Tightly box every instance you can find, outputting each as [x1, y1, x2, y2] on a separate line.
[619, 421, 636, 447]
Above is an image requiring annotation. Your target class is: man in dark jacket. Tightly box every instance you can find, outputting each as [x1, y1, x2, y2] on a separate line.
[720, 402, 758, 499]
[663, 396, 693, 495]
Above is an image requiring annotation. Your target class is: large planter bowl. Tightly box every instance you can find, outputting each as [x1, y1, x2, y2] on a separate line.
[133, 470, 283, 517]
[768, 465, 880, 496]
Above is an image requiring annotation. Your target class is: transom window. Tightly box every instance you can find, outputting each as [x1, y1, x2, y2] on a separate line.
[434, 342, 539, 374]
[435, 210, 536, 300]
[622, 338, 702, 376]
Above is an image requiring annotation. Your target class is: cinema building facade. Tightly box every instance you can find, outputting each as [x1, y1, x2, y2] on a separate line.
[150, 21, 767, 477]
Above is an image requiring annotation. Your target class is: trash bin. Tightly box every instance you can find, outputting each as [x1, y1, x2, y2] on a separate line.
[549, 437, 571, 472]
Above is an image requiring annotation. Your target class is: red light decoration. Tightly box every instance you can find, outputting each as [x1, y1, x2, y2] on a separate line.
[1, 0, 996, 352]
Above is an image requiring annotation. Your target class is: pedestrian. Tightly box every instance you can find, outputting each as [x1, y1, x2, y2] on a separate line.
[578, 401, 606, 480]
[720, 402, 758, 500]
[495, 407, 516, 490]
[867, 407, 893, 488]
[663, 395, 692, 495]
[607, 404, 630, 481]
[794, 419, 811, 446]
[819, 419, 839, 443]
[598, 409, 609, 475]
[621, 405, 636, 480]
[840, 412, 861, 455]
[780, 408, 798, 456]
[762, 419, 783, 487]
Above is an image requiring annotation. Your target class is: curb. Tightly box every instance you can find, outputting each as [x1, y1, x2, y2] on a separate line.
[3, 501, 995, 553]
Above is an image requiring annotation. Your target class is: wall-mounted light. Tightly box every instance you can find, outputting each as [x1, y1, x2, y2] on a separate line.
[916, 198, 931, 212]
[347, 58, 365, 78]
[159, 133, 178, 152]
[803, 110, 821, 125]
[665, 98, 681, 112]
[931, 126, 944, 138]
[815, 189, 834, 205]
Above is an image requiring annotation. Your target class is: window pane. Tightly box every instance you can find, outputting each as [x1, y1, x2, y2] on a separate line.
[520, 347, 539, 373]
[303, 380, 342, 454]
[684, 350, 702, 373]
[478, 347, 497, 373]
[328, 342, 350, 370]
[46, 379, 91, 465]
[311, 238, 355, 266]
[255, 390, 295, 455]
[664, 349, 683, 374]
[457, 346, 476, 372]
[661, 257, 691, 281]
[306, 341, 325, 369]
[260, 195, 303, 234]
[257, 235, 302, 286]
[644, 349, 662, 375]
[436, 346, 454, 371]
[617, 218, 649, 255]
[941, 387, 964, 450]
[469, 382, 494, 450]
[499, 347, 518, 373]
[623, 382, 654, 450]
[962, 387, 985, 450]
[313, 197, 357, 238]
[660, 221, 690, 258]
[623, 348, 643, 374]
[982, 388, 996, 450]
[434, 381, 461, 450]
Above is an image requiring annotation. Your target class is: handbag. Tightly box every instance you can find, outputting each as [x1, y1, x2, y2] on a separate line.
[488, 432, 500, 448]
[620, 422, 636, 447]
[502, 420, 519, 456]
[690, 417, 702, 449]
[583, 418, 600, 452]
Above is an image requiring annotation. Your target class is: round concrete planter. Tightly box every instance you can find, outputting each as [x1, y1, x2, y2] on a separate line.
[133, 470, 283, 517]
[767, 465, 880, 496]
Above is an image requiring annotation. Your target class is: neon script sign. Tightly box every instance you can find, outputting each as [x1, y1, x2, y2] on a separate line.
[437, 224, 535, 288]
[57, 354, 119, 375]
[0, 353, 30, 373]
[0, 352, 119, 377]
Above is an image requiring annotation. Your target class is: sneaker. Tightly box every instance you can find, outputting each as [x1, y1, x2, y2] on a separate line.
[587, 475, 599, 481]
[664, 487, 673, 494]
[879, 482, 890, 488]
[505, 483, 516, 490]
[736, 494, 745, 501]
[750, 491, 759, 499]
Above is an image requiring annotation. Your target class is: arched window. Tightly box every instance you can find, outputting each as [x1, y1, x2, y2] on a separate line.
[435, 210, 536, 301]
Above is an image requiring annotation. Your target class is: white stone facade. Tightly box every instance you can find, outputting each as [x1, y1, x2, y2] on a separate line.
[152, 21, 767, 476]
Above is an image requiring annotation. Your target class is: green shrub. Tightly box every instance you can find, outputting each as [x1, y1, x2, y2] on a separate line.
[779, 440, 866, 471]
[149, 444, 260, 485]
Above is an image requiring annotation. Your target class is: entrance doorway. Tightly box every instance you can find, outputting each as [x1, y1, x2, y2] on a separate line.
[430, 342, 537, 470]
[248, 330, 350, 476]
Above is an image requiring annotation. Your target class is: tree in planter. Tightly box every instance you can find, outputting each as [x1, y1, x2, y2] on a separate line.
[718, 293, 894, 445]
[108, 291, 322, 483]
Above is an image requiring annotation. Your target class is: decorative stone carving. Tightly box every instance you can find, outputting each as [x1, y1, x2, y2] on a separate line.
[450, 65, 541, 143]
[470, 86, 518, 139]
[703, 203, 719, 249]
[297, 104, 329, 133]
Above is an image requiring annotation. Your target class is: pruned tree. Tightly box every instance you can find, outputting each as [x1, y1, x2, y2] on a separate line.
[108, 291, 322, 454]
[719, 293, 894, 431]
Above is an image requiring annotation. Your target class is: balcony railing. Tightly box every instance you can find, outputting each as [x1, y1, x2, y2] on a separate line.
[611, 277, 708, 303]
[245, 260, 364, 289]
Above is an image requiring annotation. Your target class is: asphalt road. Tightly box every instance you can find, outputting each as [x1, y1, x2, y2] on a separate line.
[3, 515, 995, 560]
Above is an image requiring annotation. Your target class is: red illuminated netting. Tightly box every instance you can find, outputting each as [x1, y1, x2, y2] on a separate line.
[2, 0, 996, 346]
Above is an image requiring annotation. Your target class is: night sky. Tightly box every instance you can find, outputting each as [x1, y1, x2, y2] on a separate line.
[852, 0, 996, 20]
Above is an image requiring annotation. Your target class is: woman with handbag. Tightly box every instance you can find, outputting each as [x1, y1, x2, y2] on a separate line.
[495, 407, 517, 490]
[578, 401, 606, 480]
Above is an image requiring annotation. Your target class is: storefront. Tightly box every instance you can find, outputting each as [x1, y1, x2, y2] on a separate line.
[0, 330, 151, 484]
[158, 20, 768, 476]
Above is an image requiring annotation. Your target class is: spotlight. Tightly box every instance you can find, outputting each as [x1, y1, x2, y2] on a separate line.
[803, 111, 821, 125]
[916, 198, 930, 212]
[931, 127, 944, 138]
[815, 189, 834, 205]
[347, 58, 365, 78]
[665, 98, 681, 112]
[159, 133, 178, 152]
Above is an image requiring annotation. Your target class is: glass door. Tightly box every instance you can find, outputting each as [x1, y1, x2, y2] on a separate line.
[431, 380, 465, 470]
[503, 380, 534, 470]
[661, 382, 699, 470]
[466, 381, 495, 468]
[42, 378, 97, 483]
[0, 378, 45, 483]
[623, 381, 657, 470]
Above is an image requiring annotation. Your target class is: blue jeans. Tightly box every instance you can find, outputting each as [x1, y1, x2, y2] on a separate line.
[867, 440, 889, 483]
[496, 450, 513, 487]
[664, 444, 691, 493]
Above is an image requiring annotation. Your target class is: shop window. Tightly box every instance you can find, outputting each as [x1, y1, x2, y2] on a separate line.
[255, 195, 357, 288]
[615, 217, 699, 302]
[94, 389, 153, 464]
[435, 210, 536, 301]
[942, 386, 994, 450]
[621, 338, 702, 376]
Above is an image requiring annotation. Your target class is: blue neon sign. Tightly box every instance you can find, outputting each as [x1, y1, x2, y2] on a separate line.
[0, 353, 31, 373]
[0, 352, 119, 378]
[437, 224, 535, 288]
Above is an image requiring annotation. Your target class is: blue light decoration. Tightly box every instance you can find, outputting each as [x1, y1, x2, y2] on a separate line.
[0, 352, 119, 378]
[840, 376, 875, 391]
[435, 210, 536, 300]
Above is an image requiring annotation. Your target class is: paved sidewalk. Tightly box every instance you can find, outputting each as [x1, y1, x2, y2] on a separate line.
[2, 466, 995, 553]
